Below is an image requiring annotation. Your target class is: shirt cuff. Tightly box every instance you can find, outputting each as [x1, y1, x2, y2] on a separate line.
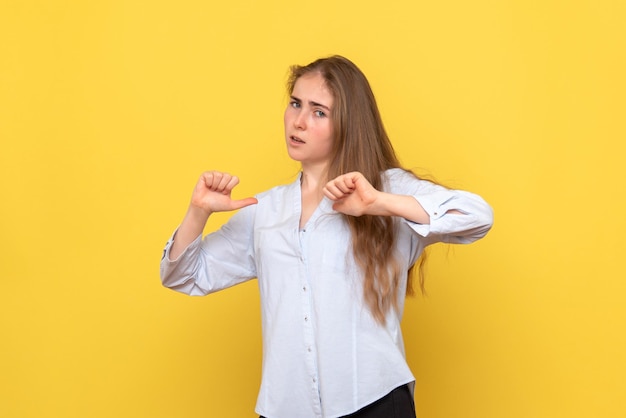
[161, 230, 202, 263]
[406, 190, 458, 237]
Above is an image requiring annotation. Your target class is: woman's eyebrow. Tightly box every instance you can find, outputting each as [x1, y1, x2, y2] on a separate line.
[290, 95, 331, 111]
[310, 100, 331, 111]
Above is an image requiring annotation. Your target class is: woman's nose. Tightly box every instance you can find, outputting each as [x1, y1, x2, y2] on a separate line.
[293, 111, 306, 129]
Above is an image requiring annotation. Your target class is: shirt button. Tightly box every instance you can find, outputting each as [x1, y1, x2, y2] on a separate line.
[308, 347, 312, 352]
[303, 286, 307, 291]
[304, 316, 308, 322]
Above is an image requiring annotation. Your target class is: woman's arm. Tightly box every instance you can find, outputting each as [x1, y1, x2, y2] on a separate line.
[323, 171, 436, 223]
[323, 170, 493, 243]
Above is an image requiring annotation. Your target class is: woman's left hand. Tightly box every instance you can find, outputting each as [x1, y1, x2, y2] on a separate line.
[323, 172, 380, 217]
[324, 171, 433, 223]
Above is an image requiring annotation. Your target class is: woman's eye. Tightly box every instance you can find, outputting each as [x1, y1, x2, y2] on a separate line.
[314, 110, 326, 118]
[290, 101, 300, 108]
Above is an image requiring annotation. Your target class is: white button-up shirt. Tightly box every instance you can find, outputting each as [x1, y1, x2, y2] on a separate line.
[160, 168, 493, 418]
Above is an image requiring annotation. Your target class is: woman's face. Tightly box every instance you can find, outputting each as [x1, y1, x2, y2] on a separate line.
[284, 73, 335, 170]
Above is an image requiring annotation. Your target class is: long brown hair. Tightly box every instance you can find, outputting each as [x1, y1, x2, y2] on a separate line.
[287, 55, 427, 324]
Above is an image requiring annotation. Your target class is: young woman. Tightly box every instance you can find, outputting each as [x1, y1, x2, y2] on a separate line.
[160, 55, 493, 418]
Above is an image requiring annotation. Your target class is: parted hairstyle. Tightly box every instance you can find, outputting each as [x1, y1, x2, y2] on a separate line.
[287, 55, 428, 324]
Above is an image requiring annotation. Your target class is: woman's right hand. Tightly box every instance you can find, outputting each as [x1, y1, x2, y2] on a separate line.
[168, 171, 257, 260]
[190, 171, 258, 215]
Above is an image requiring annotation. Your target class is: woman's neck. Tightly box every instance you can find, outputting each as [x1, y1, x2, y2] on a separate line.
[300, 162, 328, 192]
[300, 172, 324, 192]
[299, 166, 328, 229]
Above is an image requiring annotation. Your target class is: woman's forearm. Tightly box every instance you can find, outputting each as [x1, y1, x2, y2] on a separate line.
[169, 206, 211, 260]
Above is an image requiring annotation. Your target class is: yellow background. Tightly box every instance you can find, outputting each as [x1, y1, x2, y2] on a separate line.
[1, 0, 624, 417]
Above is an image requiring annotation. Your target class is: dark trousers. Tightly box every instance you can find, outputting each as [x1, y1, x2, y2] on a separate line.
[261, 384, 416, 418]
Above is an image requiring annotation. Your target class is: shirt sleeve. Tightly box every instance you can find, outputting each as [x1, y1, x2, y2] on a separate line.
[385, 168, 494, 245]
[159, 205, 257, 296]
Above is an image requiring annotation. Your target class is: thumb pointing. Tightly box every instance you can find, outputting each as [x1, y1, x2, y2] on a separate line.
[232, 197, 258, 210]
